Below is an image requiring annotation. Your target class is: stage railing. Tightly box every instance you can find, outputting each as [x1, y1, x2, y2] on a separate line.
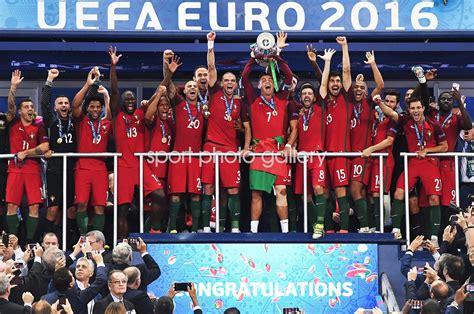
[0, 152, 122, 250]
[135, 152, 388, 234]
[400, 152, 473, 246]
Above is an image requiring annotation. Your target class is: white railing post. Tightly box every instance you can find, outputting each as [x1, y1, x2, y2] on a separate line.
[139, 155, 144, 233]
[454, 156, 460, 207]
[403, 154, 411, 246]
[215, 154, 220, 233]
[378, 155, 384, 233]
[113, 155, 118, 247]
[303, 154, 308, 233]
[62, 155, 67, 251]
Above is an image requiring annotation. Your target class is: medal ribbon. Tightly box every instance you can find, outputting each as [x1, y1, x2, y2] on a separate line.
[414, 118, 425, 148]
[57, 115, 72, 139]
[353, 102, 362, 123]
[302, 106, 313, 129]
[185, 101, 201, 122]
[198, 90, 209, 106]
[224, 94, 234, 117]
[160, 121, 167, 139]
[88, 116, 101, 142]
[260, 95, 276, 111]
[436, 112, 453, 129]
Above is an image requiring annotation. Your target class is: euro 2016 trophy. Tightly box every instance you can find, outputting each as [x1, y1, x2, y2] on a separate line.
[250, 32, 280, 92]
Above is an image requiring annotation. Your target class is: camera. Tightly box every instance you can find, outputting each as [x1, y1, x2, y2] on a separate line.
[174, 282, 192, 291]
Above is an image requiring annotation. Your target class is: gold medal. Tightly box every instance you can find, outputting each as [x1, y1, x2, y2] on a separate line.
[272, 110, 278, 116]
[303, 125, 308, 132]
[202, 104, 209, 111]
[225, 114, 232, 121]
[162, 137, 167, 144]
[57, 137, 63, 144]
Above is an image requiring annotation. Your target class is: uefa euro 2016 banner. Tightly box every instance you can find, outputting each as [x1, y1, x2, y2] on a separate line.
[0, 0, 473, 35]
[147, 243, 378, 313]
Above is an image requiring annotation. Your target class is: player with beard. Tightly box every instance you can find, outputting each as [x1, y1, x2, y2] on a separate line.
[108, 47, 168, 237]
[420, 87, 471, 230]
[144, 85, 172, 233]
[378, 97, 448, 242]
[241, 32, 294, 233]
[322, 36, 353, 233]
[349, 51, 384, 233]
[293, 50, 335, 238]
[161, 54, 205, 233]
[40, 69, 77, 236]
[201, 32, 251, 233]
[72, 67, 112, 235]
[6, 70, 50, 240]
[362, 90, 399, 231]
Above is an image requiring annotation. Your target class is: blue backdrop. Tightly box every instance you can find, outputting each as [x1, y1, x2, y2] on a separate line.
[147, 243, 378, 313]
[0, 1, 473, 35]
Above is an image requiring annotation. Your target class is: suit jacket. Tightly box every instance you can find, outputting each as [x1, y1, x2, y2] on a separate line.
[103, 253, 161, 296]
[42, 264, 108, 314]
[0, 298, 31, 314]
[92, 294, 135, 314]
[124, 289, 153, 314]
[10, 261, 54, 303]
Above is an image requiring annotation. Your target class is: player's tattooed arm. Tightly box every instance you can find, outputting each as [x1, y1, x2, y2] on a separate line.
[207, 31, 217, 88]
[374, 95, 399, 123]
[7, 70, 24, 122]
[365, 51, 385, 98]
[108, 46, 122, 117]
[362, 136, 394, 158]
[72, 67, 99, 118]
[318, 49, 337, 100]
[306, 44, 322, 84]
[336, 36, 352, 92]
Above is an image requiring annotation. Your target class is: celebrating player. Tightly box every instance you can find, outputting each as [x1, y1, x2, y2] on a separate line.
[349, 51, 384, 232]
[378, 96, 448, 243]
[72, 67, 112, 235]
[241, 31, 294, 233]
[6, 70, 50, 240]
[201, 32, 251, 233]
[40, 69, 77, 236]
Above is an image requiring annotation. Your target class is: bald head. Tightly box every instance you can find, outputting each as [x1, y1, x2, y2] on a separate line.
[124, 266, 141, 289]
[430, 280, 449, 301]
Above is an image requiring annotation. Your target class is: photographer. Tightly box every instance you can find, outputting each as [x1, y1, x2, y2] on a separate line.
[155, 283, 202, 314]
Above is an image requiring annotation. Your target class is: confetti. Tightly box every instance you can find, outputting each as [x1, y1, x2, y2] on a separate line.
[168, 256, 176, 265]
[265, 263, 271, 272]
[211, 244, 220, 253]
[235, 292, 244, 301]
[313, 277, 320, 285]
[163, 249, 170, 256]
[272, 296, 281, 303]
[218, 267, 227, 275]
[278, 272, 286, 280]
[248, 259, 256, 269]
[217, 253, 224, 263]
[329, 298, 337, 307]
[240, 277, 249, 284]
[308, 265, 315, 273]
[364, 256, 371, 264]
[209, 268, 217, 276]
[325, 264, 333, 278]
[307, 244, 316, 254]
[214, 299, 223, 310]
[325, 245, 335, 254]
[366, 273, 378, 283]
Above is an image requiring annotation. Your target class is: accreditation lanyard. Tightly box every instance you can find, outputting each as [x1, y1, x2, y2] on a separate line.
[224, 94, 234, 120]
[353, 102, 362, 124]
[57, 116, 72, 139]
[198, 90, 208, 106]
[436, 112, 453, 129]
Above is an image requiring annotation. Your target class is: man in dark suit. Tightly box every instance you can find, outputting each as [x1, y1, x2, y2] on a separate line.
[93, 270, 135, 314]
[0, 273, 33, 314]
[67, 231, 112, 267]
[123, 267, 154, 314]
[41, 251, 107, 314]
[107, 238, 160, 292]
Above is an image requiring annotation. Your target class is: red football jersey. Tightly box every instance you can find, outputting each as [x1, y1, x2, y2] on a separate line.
[115, 107, 146, 168]
[397, 115, 446, 152]
[8, 117, 48, 174]
[206, 84, 245, 149]
[297, 101, 325, 152]
[324, 91, 352, 152]
[430, 111, 461, 152]
[349, 95, 375, 152]
[250, 94, 288, 141]
[145, 116, 172, 178]
[75, 115, 113, 171]
[172, 94, 204, 152]
[373, 117, 398, 153]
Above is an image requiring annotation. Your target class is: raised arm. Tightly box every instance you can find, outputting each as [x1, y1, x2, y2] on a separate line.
[7, 70, 24, 122]
[318, 49, 337, 100]
[336, 36, 352, 92]
[306, 44, 322, 83]
[375, 95, 399, 123]
[145, 85, 167, 125]
[72, 68, 98, 118]
[108, 46, 122, 117]
[365, 51, 385, 98]
[207, 31, 217, 88]
[97, 85, 112, 121]
[161, 55, 182, 101]
[162, 50, 177, 99]
[41, 69, 59, 128]
[452, 88, 473, 130]
[241, 58, 257, 104]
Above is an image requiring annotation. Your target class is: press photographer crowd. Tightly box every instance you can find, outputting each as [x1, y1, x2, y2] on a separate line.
[1, 29, 474, 313]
